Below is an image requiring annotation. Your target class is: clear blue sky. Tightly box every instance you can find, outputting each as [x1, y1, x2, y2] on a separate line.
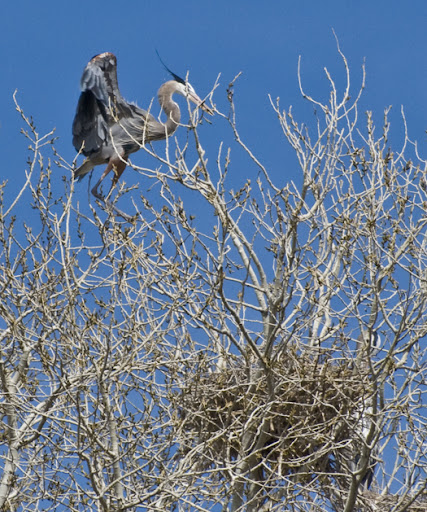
[2, 0, 427, 204]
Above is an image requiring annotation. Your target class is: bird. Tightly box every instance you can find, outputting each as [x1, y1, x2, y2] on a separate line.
[347, 330, 381, 490]
[333, 330, 381, 491]
[72, 52, 213, 219]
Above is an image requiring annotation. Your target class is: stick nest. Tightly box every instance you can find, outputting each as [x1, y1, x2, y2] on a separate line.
[176, 350, 374, 478]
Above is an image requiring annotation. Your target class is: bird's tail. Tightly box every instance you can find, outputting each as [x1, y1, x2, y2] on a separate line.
[74, 159, 95, 182]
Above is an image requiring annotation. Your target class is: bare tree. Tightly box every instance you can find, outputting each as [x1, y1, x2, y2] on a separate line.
[0, 48, 426, 512]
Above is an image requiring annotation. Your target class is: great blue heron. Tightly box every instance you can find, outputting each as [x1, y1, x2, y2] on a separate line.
[353, 330, 381, 490]
[72, 52, 213, 218]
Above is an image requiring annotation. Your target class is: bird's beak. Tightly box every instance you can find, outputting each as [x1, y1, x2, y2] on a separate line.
[199, 101, 214, 115]
[188, 91, 214, 115]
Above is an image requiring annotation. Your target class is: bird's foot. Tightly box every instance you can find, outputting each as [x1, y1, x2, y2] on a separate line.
[92, 189, 136, 222]
[104, 198, 136, 222]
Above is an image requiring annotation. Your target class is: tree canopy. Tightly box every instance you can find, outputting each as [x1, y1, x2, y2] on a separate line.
[0, 51, 426, 512]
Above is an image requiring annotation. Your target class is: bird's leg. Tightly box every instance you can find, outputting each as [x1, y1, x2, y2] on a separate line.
[111, 158, 128, 188]
[91, 156, 134, 222]
[105, 158, 134, 220]
[91, 160, 114, 201]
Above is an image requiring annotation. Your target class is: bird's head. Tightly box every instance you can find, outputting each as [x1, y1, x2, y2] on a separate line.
[174, 80, 213, 115]
[156, 51, 213, 115]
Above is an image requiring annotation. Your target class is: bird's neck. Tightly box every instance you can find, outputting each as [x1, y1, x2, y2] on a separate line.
[158, 82, 181, 137]
[164, 106, 180, 137]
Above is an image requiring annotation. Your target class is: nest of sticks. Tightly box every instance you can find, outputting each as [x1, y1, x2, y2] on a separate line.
[176, 349, 373, 478]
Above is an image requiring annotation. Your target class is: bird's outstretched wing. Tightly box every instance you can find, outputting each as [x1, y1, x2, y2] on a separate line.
[72, 52, 133, 157]
[80, 53, 121, 105]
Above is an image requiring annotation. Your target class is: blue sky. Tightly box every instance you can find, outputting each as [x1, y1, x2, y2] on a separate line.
[2, 0, 427, 205]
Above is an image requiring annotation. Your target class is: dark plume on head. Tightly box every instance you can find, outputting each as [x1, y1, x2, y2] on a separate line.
[155, 50, 186, 85]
